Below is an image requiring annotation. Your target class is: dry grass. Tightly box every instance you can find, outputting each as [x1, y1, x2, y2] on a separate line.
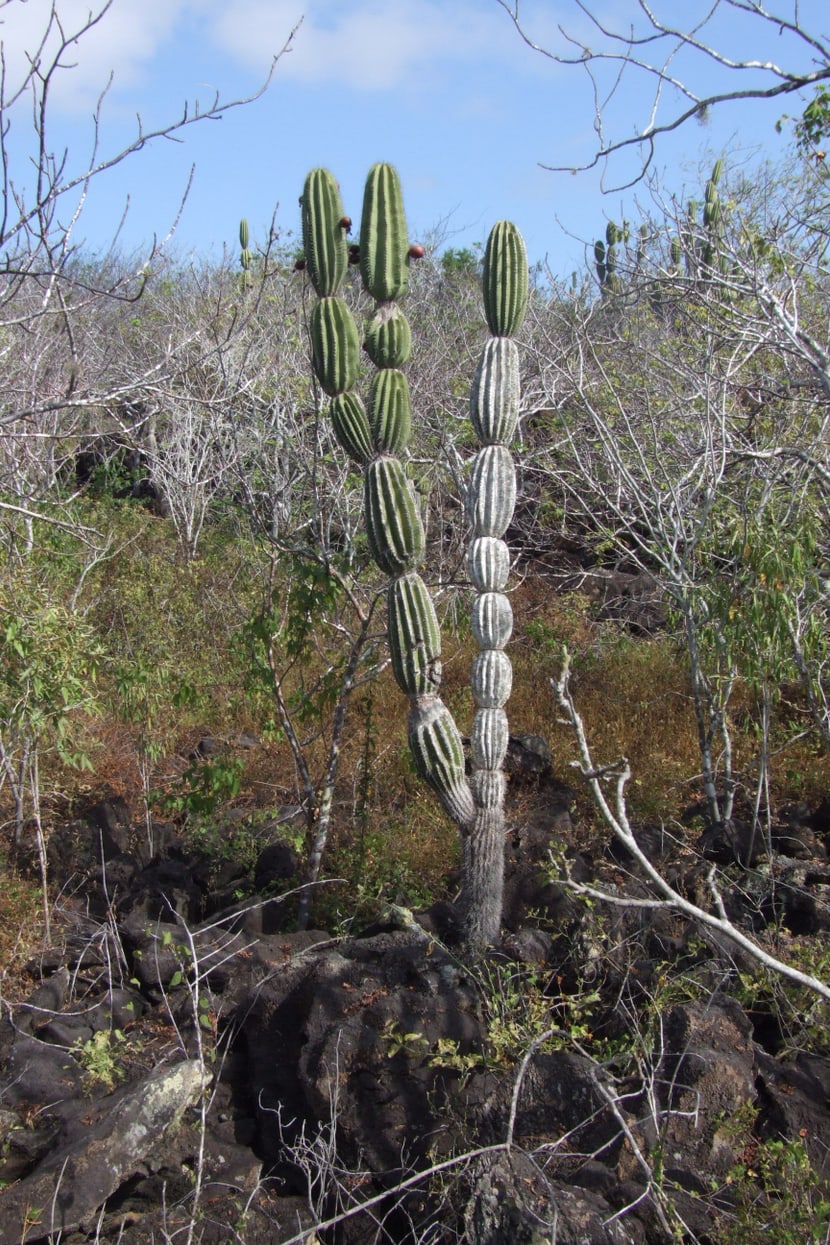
[0, 869, 49, 999]
[2, 536, 829, 961]
[507, 575, 830, 831]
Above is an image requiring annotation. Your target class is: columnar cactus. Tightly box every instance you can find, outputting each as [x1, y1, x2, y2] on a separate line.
[594, 222, 621, 292]
[299, 165, 472, 831]
[299, 164, 527, 950]
[239, 218, 253, 290]
[702, 159, 727, 276]
[673, 161, 728, 282]
[594, 238, 607, 288]
[681, 200, 700, 280]
[670, 235, 683, 273]
[461, 220, 526, 940]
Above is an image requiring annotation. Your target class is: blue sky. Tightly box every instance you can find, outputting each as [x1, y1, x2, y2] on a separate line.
[2, 0, 825, 279]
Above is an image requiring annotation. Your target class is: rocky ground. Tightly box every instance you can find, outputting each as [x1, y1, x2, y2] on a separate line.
[1, 738, 829, 1244]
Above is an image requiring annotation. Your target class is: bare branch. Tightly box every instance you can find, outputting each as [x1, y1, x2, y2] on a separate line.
[551, 653, 830, 1003]
[0, 6, 301, 251]
[497, 0, 830, 187]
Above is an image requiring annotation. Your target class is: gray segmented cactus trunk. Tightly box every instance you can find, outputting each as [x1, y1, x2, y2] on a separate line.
[460, 221, 527, 947]
[300, 166, 526, 952]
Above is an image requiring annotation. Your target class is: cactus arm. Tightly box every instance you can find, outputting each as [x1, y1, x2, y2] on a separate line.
[388, 573, 442, 697]
[364, 456, 425, 577]
[330, 392, 374, 465]
[354, 163, 474, 831]
[302, 168, 348, 297]
[470, 338, 520, 446]
[360, 163, 410, 303]
[238, 218, 253, 288]
[408, 698, 475, 827]
[703, 158, 726, 275]
[367, 369, 412, 455]
[301, 161, 465, 822]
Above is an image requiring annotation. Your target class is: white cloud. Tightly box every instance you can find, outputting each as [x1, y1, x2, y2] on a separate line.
[0, 0, 565, 121]
[211, 0, 518, 90]
[0, 0, 192, 111]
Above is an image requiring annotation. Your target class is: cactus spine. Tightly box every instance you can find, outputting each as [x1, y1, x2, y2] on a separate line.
[300, 166, 527, 950]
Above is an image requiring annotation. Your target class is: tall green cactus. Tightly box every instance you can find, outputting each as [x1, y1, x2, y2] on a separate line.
[239, 218, 253, 290]
[299, 163, 526, 951]
[673, 160, 729, 282]
[594, 221, 622, 293]
[702, 158, 727, 276]
[359, 164, 473, 829]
